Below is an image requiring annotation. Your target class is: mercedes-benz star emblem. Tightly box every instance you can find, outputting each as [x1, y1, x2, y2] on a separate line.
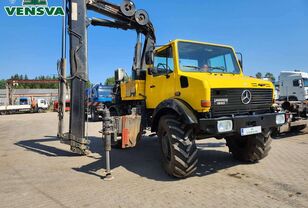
[241, 90, 252, 104]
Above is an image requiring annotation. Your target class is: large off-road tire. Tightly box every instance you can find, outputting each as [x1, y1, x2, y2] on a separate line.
[225, 131, 272, 162]
[158, 115, 198, 178]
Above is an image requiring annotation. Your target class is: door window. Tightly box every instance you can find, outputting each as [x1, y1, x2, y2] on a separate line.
[293, 79, 300, 87]
[153, 47, 174, 76]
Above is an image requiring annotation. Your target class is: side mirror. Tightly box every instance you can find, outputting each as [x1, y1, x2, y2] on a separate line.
[299, 79, 303, 88]
[145, 50, 154, 65]
[147, 66, 158, 75]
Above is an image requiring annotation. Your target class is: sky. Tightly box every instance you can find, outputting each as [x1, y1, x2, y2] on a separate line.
[0, 0, 307, 84]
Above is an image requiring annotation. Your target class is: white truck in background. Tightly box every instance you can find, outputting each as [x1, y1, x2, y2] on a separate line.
[0, 97, 49, 115]
[279, 71, 308, 101]
[274, 70, 308, 134]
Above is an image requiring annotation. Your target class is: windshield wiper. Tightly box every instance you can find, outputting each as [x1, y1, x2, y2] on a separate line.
[208, 66, 225, 71]
[183, 65, 226, 72]
[182, 65, 201, 70]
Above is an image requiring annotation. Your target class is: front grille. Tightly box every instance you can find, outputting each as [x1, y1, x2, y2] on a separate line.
[211, 88, 273, 117]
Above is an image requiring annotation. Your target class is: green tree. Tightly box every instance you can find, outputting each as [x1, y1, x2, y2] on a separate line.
[255, 72, 262, 79]
[86, 81, 92, 88]
[104, 77, 115, 86]
[8, 73, 60, 89]
[0, 79, 6, 89]
[264, 72, 276, 83]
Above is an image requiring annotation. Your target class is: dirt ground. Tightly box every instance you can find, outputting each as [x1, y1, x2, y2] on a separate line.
[0, 112, 307, 208]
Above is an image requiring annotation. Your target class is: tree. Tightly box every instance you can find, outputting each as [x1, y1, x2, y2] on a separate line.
[86, 81, 92, 88]
[0, 80, 6, 89]
[7, 73, 60, 89]
[104, 77, 115, 86]
[264, 72, 276, 83]
[255, 72, 262, 79]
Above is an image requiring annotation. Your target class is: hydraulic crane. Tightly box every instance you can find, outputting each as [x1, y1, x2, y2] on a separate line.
[58, 0, 156, 180]
[58, 0, 285, 180]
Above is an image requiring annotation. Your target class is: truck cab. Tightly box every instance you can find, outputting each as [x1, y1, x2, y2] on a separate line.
[279, 71, 308, 101]
[86, 84, 113, 121]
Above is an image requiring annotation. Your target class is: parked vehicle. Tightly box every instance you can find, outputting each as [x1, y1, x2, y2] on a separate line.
[59, 0, 286, 179]
[53, 100, 71, 112]
[274, 71, 308, 133]
[86, 84, 113, 121]
[0, 97, 49, 115]
[279, 70, 308, 101]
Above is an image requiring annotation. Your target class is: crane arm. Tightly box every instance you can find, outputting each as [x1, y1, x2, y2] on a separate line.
[62, 0, 156, 155]
[87, 0, 156, 42]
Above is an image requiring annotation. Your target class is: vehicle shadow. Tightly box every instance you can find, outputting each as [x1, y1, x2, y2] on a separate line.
[271, 130, 308, 140]
[15, 137, 81, 157]
[15, 136, 242, 181]
[75, 136, 241, 181]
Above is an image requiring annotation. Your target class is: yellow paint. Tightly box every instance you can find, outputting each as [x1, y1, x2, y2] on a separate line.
[120, 80, 145, 101]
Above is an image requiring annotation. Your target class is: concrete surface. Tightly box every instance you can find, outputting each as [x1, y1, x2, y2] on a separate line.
[0, 112, 307, 208]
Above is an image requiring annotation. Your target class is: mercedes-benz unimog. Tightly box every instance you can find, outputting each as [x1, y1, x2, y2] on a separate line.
[58, 0, 285, 179]
[112, 39, 286, 178]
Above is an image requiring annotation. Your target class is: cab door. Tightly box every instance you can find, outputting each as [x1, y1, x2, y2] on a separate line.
[146, 45, 176, 109]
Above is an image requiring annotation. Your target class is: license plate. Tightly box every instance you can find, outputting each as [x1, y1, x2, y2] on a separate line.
[240, 126, 262, 136]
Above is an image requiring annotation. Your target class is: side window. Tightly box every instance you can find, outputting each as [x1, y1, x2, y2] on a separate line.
[153, 47, 174, 76]
[293, 79, 299, 87]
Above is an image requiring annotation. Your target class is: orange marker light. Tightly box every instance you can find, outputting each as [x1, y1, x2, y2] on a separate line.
[201, 100, 211, 107]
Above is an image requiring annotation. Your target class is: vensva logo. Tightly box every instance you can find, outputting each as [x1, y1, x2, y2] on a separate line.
[5, 0, 64, 16]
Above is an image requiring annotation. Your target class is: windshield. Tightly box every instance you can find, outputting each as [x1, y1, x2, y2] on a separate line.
[178, 42, 241, 74]
[303, 78, 308, 87]
[97, 88, 112, 98]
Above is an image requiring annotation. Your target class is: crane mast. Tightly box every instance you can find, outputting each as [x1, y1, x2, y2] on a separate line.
[58, 0, 155, 179]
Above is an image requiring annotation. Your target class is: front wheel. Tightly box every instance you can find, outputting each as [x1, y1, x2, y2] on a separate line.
[158, 115, 198, 178]
[225, 131, 272, 162]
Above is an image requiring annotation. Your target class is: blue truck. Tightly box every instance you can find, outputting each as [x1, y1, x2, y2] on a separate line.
[86, 84, 113, 121]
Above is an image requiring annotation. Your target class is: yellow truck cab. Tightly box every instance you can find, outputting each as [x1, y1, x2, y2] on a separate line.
[115, 39, 285, 178]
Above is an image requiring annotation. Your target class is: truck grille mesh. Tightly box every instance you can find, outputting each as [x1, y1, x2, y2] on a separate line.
[210, 88, 273, 117]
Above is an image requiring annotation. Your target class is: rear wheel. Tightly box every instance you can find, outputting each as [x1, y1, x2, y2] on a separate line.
[225, 131, 272, 162]
[90, 108, 98, 122]
[158, 115, 198, 178]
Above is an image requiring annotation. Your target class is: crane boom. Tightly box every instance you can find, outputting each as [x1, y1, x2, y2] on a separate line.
[60, 0, 156, 156]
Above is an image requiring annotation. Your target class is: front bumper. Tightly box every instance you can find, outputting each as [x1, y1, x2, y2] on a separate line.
[199, 113, 285, 136]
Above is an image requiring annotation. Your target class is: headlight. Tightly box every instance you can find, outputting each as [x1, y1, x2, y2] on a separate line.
[217, 120, 233, 133]
[276, 114, 285, 125]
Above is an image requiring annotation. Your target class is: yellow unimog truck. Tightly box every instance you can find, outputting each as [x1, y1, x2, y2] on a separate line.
[60, 0, 286, 180]
[112, 39, 285, 178]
